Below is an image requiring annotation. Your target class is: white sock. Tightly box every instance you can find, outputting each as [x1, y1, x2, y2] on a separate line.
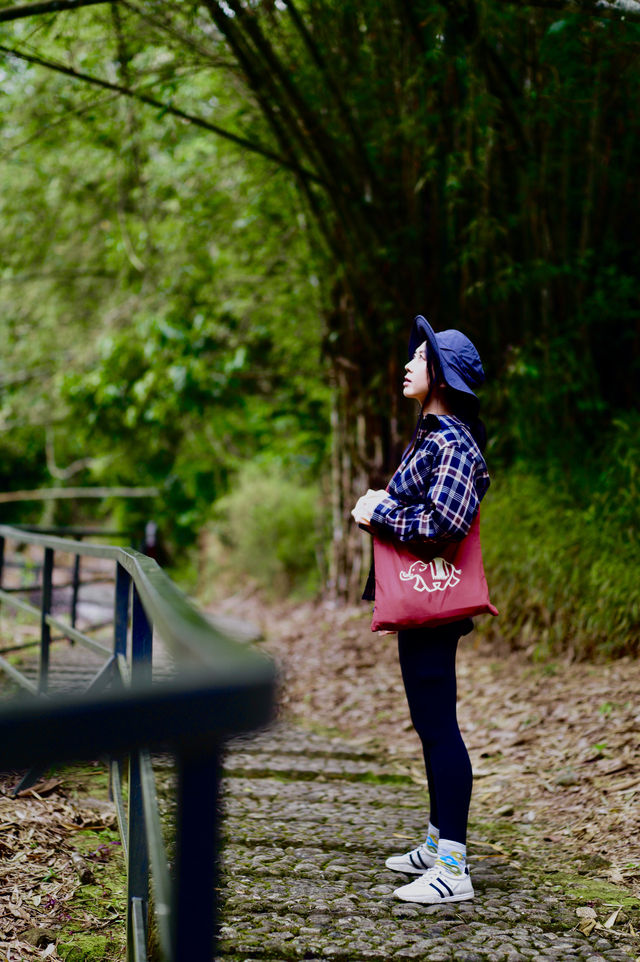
[425, 822, 439, 855]
[436, 838, 466, 876]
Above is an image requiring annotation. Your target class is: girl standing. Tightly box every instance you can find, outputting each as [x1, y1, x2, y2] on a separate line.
[351, 315, 490, 905]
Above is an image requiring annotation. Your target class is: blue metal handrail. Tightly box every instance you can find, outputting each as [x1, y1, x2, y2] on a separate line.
[0, 524, 277, 960]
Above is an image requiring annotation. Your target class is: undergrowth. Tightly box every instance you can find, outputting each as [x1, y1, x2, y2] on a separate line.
[204, 461, 326, 600]
[480, 416, 639, 658]
[200, 418, 639, 660]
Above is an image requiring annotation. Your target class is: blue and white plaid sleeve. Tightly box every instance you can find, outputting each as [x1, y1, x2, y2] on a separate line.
[369, 443, 480, 543]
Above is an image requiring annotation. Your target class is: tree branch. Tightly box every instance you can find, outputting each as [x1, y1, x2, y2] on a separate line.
[200, 0, 343, 258]
[212, 0, 346, 198]
[284, 0, 381, 196]
[0, 486, 159, 503]
[0, 41, 326, 185]
[498, 0, 640, 23]
[205, 1, 384, 269]
[0, 0, 112, 23]
[439, 0, 531, 153]
[119, 0, 238, 71]
[45, 428, 95, 481]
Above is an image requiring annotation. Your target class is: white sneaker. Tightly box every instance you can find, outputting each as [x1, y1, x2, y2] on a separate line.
[393, 864, 474, 903]
[385, 843, 436, 874]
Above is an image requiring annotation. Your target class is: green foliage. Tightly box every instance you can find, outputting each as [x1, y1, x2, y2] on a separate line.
[208, 461, 328, 599]
[0, 0, 639, 649]
[0, 425, 48, 523]
[0, 6, 330, 543]
[482, 253, 639, 466]
[481, 415, 640, 659]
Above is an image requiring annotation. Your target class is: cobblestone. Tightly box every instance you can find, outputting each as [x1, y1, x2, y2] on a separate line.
[213, 723, 638, 962]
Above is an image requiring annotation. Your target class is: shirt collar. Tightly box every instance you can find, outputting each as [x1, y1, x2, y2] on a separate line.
[416, 412, 468, 438]
[416, 412, 443, 436]
[402, 412, 465, 464]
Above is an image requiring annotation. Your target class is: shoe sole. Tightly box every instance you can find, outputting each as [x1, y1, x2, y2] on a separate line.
[385, 861, 428, 875]
[394, 890, 474, 904]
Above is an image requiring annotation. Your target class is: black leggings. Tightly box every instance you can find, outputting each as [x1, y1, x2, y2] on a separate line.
[397, 620, 473, 844]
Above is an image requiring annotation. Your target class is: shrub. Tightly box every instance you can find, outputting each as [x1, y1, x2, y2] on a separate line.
[206, 462, 327, 599]
[480, 416, 640, 658]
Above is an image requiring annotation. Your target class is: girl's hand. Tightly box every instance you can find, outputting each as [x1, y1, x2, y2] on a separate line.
[351, 489, 386, 526]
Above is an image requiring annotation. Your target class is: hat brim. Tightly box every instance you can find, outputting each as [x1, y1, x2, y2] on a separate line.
[409, 315, 479, 406]
[409, 315, 442, 368]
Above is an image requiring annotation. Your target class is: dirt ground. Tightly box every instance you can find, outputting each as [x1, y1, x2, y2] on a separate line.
[216, 594, 640, 896]
[1, 594, 638, 960]
[0, 765, 125, 962]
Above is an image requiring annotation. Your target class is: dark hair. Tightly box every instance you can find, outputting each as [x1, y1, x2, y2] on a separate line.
[445, 388, 487, 452]
[423, 340, 487, 452]
[422, 339, 442, 409]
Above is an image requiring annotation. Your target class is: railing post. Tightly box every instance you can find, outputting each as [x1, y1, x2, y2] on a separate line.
[171, 745, 223, 961]
[70, 553, 81, 630]
[114, 562, 131, 660]
[131, 583, 152, 683]
[110, 562, 131, 821]
[39, 547, 54, 695]
[127, 585, 152, 960]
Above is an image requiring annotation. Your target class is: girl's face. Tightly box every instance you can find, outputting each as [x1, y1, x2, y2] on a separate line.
[403, 341, 431, 403]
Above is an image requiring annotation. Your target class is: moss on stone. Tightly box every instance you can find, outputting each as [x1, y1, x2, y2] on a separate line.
[57, 934, 118, 961]
[560, 875, 640, 910]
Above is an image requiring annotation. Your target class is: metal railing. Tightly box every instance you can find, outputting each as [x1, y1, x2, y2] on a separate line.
[0, 524, 276, 960]
[1, 523, 152, 634]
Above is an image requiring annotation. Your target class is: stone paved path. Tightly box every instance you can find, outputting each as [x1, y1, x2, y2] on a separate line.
[217, 724, 637, 962]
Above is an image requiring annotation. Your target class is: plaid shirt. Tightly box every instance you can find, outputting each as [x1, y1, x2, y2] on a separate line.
[369, 414, 490, 544]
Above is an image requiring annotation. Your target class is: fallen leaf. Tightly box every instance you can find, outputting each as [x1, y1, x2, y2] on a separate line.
[468, 853, 506, 860]
[604, 906, 622, 929]
[26, 779, 64, 798]
[609, 776, 640, 792]
[555, 768, 580, 786]
[472, 839, 511, 856]
[408, 766, 427, 787]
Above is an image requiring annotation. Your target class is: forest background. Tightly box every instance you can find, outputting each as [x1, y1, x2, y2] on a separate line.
[0, 0, 638, 660]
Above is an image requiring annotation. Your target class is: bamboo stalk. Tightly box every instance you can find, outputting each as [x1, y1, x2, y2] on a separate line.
[200, 0, 342, 262]
[285, 0, 382, 197]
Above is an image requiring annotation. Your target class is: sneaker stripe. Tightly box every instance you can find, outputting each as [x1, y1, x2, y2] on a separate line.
[438, 876, 454, 897]
[409, 852, 423, 870]
[430, 876, 454, 898]
[415, 849, 431, 869]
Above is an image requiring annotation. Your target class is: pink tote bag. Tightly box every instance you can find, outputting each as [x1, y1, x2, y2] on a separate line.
[371, 513, 498, 631]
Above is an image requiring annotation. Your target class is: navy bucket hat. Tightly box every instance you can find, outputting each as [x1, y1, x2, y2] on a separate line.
[409, 315, 485, 408]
